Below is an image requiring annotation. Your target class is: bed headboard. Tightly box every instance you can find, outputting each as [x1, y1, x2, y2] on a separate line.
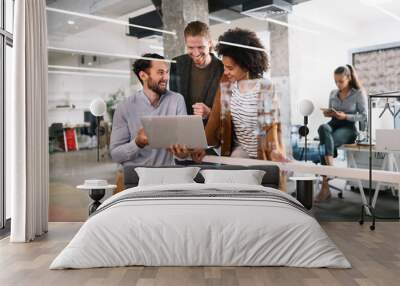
[123, 164, 280, 190]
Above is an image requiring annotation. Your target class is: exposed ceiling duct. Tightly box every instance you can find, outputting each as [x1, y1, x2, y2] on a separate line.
[126, 0, 309, 39]
[128, 10, 163, 38]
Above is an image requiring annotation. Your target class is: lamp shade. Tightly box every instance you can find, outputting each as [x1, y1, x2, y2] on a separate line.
[298, 99, 315, 116]
[89, 98, 106, 116]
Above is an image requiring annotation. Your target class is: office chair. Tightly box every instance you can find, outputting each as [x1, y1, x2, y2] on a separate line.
[49, 123, 65, 152]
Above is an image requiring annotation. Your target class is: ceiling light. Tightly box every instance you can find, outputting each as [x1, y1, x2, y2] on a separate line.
[67, 20, 75, 25]
[149, 45, 164, 50]
[360, 0, 400, 22]
[360, 0, 392, 6]
[218, 41, 268, 53]
[241, 10, 320, 35]
[48, 46, 177, 64]
[242, 0, 292, 15]
[48, 71, 130, 79]
[209, 15, 231, 25]
[48, 65, 129, 74]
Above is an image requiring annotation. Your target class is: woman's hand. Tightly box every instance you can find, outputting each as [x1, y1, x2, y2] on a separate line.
[167, 145, 206, 163]
[190, 148, 206, 163]
[270, 150, 290, 163]
[168, 144, 189, 159]
[333, 111, 347, 120]
[323, 110, 335, 117]
[192, 103, 211, 119]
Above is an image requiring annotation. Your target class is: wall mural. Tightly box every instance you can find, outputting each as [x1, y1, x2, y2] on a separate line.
[353, 45, 400, 95]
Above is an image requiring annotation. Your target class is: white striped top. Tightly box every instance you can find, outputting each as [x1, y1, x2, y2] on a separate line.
[230, 84, 259, 158]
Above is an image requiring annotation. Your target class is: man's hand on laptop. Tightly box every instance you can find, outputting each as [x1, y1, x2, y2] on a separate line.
[192, 103, 210, 119]
[168, 144, 190, 159]
[135, 128, 149, 148]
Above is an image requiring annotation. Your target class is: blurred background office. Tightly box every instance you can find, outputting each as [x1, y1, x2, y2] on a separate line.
[13, 0, 397, 222]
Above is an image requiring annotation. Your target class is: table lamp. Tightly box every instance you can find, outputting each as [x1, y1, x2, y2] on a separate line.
[90, 98, 106, 162]
[298, 99, 315, 162]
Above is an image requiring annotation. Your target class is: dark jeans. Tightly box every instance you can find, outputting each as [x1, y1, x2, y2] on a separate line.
[318, 123, 357, 164]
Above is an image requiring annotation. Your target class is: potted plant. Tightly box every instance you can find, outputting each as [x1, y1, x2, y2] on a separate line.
[106, 89, 126, 122]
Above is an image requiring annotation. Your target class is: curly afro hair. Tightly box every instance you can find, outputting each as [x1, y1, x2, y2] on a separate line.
[216, 28, 269, 79]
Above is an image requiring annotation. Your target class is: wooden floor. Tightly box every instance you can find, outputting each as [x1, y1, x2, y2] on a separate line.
[0, 222, 399, 286]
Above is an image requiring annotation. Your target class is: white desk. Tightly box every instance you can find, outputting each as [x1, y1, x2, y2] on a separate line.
[339, 144, 400, 211]
[203, 155, 400, 216]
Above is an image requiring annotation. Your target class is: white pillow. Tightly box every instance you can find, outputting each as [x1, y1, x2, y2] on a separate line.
[135, 167, 200, 186]
[200, 169, 266, 185]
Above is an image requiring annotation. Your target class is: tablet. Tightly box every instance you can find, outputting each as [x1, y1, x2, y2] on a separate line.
[320, 108, 336, 113]
[141, 115, 209, 149]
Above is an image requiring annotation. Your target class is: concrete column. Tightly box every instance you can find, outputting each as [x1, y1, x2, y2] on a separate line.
[161, 0, 209, 59]
[269, 15, 291, 154]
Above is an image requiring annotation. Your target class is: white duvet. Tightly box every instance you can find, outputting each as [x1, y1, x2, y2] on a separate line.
[50, 183, 351, 269]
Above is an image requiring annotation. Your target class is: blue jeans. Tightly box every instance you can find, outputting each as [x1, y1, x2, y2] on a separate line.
[318, 123, 357, 163]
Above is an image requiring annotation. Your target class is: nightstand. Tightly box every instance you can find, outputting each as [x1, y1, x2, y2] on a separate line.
[77, 180, 116, 215]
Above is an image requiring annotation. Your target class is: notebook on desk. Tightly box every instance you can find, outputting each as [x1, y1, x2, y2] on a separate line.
[356, 141, 375, 147]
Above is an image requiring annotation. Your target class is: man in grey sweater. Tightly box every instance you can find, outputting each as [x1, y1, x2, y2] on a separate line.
[110, 54, 188, 192]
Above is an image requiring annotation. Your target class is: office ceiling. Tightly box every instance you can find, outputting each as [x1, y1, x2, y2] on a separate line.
[47, 0, 400, 39]
[47, 0, 311, 39]
[47, 0, 400, 54]
[47, 0, 153, 38]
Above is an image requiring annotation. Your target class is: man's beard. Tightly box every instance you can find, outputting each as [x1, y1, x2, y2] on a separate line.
[148, 77, 167, 96]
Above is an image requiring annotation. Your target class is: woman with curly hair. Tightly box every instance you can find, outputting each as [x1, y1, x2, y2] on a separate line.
[185, 28, 288, 188]
[202, 28, 287, 166]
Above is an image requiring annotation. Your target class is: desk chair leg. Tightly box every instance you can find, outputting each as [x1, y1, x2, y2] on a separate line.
[330, 183, 344, 198]
[74, 129, 79, 151]
[314, 179, 319, 196]
[63, 130, 68, 152]
[347, 151, 371, 215]
[371, 182, 382, 209]
[358, 180, 371, 216]
[359, 203, 376, 231]
[391, 156, 399, 197]
[398, 184, 400, 218]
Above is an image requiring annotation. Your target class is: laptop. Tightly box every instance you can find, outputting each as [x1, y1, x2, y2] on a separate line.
[141, 115, 209, 149]
[375, 129, 400, 152]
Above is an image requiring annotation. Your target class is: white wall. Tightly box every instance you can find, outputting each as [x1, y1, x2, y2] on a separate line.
[48, 18, 148, 126]
[48, 73, 130, 125]
[288, 0, 400, 140]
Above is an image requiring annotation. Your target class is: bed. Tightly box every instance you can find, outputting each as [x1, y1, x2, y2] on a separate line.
[50, 165, 350, 269]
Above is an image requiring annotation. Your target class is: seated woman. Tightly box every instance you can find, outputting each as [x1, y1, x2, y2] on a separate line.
[316, 65, 367, 202]
[192, 28, 287, 188]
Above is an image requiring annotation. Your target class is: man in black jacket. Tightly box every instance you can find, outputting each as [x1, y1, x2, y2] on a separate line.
[169, 21, 224, 122]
